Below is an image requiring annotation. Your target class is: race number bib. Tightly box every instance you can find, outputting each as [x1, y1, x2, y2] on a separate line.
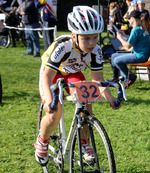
[73, 81, 102, 103]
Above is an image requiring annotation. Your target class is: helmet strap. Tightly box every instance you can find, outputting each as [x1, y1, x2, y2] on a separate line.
[75, 34, 83, 53]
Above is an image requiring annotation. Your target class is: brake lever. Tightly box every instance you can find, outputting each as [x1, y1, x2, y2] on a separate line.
[58, 82, 64, 105]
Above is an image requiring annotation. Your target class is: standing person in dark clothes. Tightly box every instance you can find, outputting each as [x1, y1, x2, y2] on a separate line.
[20, 0, 40, 57]
[5, 0, 19, 47]
[34, 0, 57, 51]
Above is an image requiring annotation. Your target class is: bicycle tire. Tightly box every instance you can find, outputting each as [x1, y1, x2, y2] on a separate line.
[0, 33, 11, 48]
[69, 116, 116, 173]
[37, 101, 64, 173]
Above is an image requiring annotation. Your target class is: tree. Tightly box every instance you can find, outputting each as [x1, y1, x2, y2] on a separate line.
[57, 0, 109, 30]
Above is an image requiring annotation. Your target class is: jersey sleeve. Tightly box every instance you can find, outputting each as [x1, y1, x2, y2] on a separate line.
[46, 43, 66, 72]
[41, 36, 72, 73]
[90, 46, 103, 72]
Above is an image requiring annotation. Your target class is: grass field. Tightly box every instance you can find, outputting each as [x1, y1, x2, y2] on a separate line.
[0, 32, 150, 173]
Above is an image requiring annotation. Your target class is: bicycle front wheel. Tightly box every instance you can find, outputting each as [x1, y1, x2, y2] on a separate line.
[69, 116, 116, 173]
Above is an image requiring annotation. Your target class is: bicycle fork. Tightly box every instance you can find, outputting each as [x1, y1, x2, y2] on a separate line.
[75, 103, 88, 173]
[76, 114, 84, 172]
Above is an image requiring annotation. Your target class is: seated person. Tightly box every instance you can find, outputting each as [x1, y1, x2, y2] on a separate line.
[109, 10, 150, 88]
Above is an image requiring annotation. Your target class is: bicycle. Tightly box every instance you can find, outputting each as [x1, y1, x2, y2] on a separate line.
[37, 77, 127, 173]
[0, 7, 27, 48]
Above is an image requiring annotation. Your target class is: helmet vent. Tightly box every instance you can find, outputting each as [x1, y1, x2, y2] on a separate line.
[87, 10, 93, 29]
[68, 18, 79, 31]
[95, 20, 98, 30]
[79, 22, 85, 31]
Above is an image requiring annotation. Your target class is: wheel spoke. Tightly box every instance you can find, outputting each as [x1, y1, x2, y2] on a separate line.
[69, 116, 116, 173]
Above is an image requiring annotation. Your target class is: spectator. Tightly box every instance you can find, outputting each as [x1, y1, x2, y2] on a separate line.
[20, 0, 40, 57]
[118, 0, 125, 17]
[119, 0, 127, 16]
[16, 0, 25, 15]
[107, 2, 116, 33]
[107, 1, 123, 36]
[34, 0, 57, 51]
[137, 0, 150, 18]
[109, 10, 150, 88]
[131, 0, 139, 11]
[141, 14, 150, 34]
[5, 0, 19, 47]
[121, 0, 133, 34]
[115, 0, 124, 29]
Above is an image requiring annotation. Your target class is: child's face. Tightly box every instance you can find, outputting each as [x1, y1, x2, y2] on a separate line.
[138, 3, 145, 10]
[73, 33, 98, 53]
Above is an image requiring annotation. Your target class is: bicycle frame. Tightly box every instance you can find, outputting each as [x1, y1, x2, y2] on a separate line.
[48, 94, 86, 164]
[42, 78, 127, 172]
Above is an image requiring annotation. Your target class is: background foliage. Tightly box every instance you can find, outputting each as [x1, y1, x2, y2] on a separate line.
[57, 0, 109, 29]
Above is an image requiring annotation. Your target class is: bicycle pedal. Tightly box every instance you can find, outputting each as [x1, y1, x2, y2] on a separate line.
[50, 135, 59, 140]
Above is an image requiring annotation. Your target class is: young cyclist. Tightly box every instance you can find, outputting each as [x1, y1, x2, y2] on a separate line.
[34, 5, 121, 166]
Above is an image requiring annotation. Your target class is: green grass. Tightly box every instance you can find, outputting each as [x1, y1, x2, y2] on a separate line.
[0, 32, 150, 173]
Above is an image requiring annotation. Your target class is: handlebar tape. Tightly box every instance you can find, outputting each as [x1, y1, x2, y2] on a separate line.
[114, 90, 123, 107]
[50, 78, 65, 110]
[50, 79, 124, 109]
[101, 81, 123, 107]
[50, 92, 59, 110]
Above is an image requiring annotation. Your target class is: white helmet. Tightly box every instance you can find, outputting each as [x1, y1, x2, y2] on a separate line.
[67, 6, 104, 34]
[137, 0, 145, 4]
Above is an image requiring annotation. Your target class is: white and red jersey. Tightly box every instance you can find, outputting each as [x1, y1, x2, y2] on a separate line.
[41, 35, 103, 76]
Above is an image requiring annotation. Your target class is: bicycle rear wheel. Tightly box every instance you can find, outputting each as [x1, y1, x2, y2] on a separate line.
[69, 116, 116, 173]
[37, 101, 63, 173]
[0, 33, 11, 48]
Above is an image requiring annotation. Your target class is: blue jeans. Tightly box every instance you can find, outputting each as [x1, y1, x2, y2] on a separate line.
[43, 21, 54, 51]
[25, 23, 40, 56]
[111, 52, 148, 81]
